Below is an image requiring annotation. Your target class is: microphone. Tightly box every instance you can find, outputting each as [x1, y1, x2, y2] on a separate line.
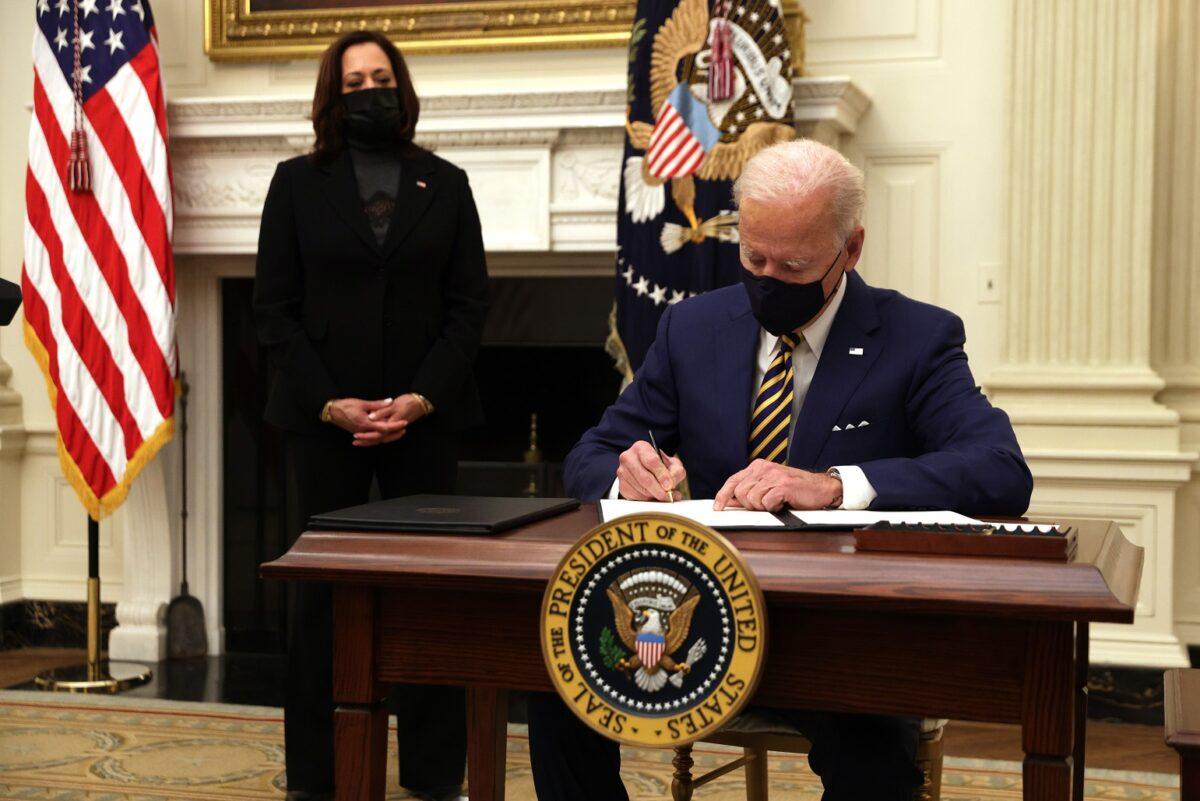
[0, 278, 22, 327]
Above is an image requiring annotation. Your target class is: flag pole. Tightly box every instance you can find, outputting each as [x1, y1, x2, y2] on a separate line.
[34, 518, 153, 693]
[87, 517, 100, 679]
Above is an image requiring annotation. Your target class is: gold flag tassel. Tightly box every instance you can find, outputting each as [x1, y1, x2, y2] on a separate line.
[67, 0, 91, 194]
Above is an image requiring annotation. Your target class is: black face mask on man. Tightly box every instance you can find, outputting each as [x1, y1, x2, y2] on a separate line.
[341, 87, 403, 148]
[740, 246, 846, 337]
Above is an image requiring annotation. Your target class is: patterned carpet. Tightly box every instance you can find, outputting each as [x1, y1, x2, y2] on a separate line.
[0, 690, 1179, 800]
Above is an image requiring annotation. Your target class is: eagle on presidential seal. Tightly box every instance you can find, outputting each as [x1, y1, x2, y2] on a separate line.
[606, 568, 709, 693]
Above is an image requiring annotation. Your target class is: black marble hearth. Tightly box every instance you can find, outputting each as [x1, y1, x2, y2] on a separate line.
[0, 600, 116, 651]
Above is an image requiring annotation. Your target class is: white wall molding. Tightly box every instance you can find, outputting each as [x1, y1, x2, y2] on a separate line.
[1028, 471, 1190, 667]
[1150, 0, 1200, 644]
[170, 80, 870, 257]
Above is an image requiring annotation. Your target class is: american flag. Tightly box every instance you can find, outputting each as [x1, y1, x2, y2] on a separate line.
[22, 0, 175, 520]
[645, 83, 721, 180]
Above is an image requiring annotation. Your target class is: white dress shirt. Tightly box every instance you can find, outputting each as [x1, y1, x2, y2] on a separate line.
[610, 274, 877, 509]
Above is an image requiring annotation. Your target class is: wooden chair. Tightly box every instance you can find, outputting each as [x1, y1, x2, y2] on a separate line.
[669, 716, 947, 801]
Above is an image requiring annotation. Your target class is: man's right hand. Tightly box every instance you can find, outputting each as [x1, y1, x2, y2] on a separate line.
[326, 398, 408, 444]
[617, 440, 686, 502]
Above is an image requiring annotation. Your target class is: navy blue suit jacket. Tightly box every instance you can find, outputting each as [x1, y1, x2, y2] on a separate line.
[565, 272, 1033, 516]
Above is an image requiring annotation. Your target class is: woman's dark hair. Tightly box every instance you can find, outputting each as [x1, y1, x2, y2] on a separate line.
[311, 30, 422, 162]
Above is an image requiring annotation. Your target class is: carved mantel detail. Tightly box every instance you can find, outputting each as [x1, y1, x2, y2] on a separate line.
[168, 79, 869, 257]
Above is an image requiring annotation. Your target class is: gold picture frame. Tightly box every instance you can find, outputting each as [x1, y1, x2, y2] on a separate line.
[204, 0, 637, 60]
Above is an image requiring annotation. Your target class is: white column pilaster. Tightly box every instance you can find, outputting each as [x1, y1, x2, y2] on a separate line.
[1151, 0, 1200, 647]
[988, 0, 1193, 667]
[0, 353, 26, 603]
[106, 456, 177, 662]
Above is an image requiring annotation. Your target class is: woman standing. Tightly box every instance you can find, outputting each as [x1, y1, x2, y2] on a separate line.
[254, 31, 488, 801]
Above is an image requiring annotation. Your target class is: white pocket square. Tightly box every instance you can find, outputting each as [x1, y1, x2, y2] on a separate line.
[832, 420, 870, 432]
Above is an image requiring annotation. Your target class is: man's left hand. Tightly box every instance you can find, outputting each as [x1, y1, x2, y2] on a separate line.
[353, 394, 428, 446]
[713, 460, 841, 511]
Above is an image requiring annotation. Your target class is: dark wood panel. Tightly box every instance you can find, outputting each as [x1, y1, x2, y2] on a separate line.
[751, 608, 1026, 722]
[377, 589, 550, 691]
[375, 589, 1026, 723]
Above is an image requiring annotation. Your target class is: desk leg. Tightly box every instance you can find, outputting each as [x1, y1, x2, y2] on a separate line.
[335, 704, 387, 801]
[332, 586, 386, 801]
[467, 687, 508, 801]
[1022, 622, 1075, 800]
[1072, 623, 1088, 801]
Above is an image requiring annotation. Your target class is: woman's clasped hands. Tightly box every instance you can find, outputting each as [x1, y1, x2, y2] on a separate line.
[325, 394, 429, 446]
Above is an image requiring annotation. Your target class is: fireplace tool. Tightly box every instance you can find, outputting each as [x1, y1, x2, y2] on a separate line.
[166, 371, 208, 658]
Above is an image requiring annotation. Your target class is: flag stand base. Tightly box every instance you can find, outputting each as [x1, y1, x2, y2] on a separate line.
[33, 528, 153, 693]
[34, 660, 153, 694]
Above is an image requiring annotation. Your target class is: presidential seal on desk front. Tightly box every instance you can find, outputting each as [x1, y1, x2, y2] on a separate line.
[541, 513, 767, 747]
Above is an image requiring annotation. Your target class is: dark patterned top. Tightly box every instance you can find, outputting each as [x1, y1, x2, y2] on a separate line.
[349, 146, 402, 246]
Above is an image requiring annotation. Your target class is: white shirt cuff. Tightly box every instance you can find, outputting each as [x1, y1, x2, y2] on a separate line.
[608, 476, 622, 500]
[834, 465, 877, 510]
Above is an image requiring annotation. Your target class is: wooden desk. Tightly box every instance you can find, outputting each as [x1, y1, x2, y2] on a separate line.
[260, 507, 1142, 801]
[1165, 668, 1200, 800]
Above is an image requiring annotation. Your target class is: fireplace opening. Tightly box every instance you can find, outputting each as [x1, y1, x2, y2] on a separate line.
[459, 275, 622, 496]
[220, 271, 622, 652]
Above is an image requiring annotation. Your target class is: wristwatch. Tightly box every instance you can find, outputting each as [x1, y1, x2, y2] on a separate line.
[320, 400, 335, 424]
[824, 467, 844, 510]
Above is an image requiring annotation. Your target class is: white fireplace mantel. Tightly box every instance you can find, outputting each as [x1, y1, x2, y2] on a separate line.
[168, 79, 870, 260]
[109, 79, 869, 660]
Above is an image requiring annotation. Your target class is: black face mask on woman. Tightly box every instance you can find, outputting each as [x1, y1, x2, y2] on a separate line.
[740, 246, 846, 337]
[341, 87, 403, 149]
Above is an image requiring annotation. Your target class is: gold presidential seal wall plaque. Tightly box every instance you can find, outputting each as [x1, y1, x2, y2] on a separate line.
[540, 513, 767, 747]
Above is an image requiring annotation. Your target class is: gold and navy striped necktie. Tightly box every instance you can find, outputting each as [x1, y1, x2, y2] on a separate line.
[748, 332, 800, 464]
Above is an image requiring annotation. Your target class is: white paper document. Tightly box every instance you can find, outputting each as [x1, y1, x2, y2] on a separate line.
[788, 510, 985, 527]
[598, 499, 786, 528]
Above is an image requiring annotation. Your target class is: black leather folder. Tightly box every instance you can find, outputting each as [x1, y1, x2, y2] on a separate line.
[308, 494, 580, 535]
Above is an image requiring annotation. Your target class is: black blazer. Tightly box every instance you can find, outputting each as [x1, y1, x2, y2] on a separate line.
[254, 149, 489, 434]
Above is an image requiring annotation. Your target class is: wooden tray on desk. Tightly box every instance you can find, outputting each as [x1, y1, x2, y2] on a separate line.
[853, 523, 1078, 561]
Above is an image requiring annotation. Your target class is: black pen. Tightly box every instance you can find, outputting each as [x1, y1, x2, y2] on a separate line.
[647, 429, 674, 504]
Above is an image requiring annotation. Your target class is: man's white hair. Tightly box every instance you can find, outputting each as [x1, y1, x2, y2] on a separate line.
[733, 139, 866, 242]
